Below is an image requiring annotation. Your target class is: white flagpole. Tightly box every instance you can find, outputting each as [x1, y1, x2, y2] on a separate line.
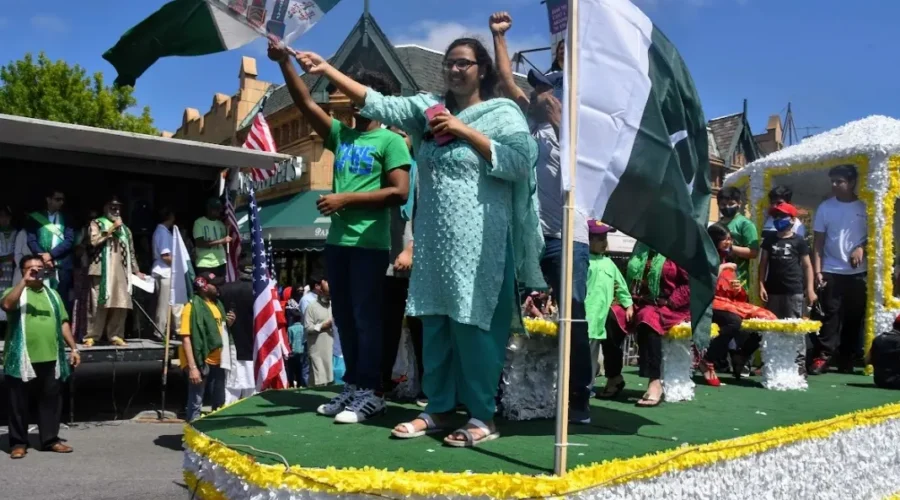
[553, 0, 580, 477]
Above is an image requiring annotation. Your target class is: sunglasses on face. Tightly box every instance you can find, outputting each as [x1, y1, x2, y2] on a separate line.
[443, 58, 477, 72]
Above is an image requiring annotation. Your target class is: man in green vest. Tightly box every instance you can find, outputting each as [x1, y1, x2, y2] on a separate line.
[2, 255, 80, 459]
[25, 188, 75, 313]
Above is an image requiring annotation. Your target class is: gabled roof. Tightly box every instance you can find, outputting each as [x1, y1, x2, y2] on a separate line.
[708, 113, 741, 160]
[707, 103, 762, 169]
[727, 115, 900, 187]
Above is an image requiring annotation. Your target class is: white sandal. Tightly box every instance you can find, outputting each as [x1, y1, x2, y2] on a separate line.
[391, 413, 445, 439]
[443, 417, 499, 448]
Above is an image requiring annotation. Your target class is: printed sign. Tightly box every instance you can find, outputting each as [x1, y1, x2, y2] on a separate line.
[546, 0, 567, 63]
[239, 157, 303, 195]
[208, 0, 331, 45]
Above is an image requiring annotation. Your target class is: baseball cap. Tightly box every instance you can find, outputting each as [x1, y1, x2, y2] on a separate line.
[769, 202, 799, 218]
[527, 69, 563, 90]
[588, 219, 616, 235]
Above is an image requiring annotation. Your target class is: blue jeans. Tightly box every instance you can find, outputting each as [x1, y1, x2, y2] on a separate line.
[325, 244, 389, 391]
[185, 365, 225, 422]
[287, 352, 309, 387]
[541, 237, 592, 409]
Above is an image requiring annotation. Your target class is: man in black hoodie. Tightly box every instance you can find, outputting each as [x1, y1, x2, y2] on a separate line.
[218, 263, 256, 403]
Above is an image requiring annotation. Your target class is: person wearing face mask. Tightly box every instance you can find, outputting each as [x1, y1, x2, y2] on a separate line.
[83, 194, 145, 347]
[716, 187, 759, 293]
[759, 202, 817, 319]
[761, 186, 806, 239]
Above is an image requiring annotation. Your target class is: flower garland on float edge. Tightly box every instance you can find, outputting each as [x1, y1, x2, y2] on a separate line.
[182, 402, 900, 500]
[522, 317, 559, 337]
[740, 318, 822, 335]
[666, 322, 720, 340]
[881, 155, 900, 310]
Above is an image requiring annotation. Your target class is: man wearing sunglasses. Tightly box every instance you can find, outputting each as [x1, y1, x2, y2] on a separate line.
[25, 188, 76, 314]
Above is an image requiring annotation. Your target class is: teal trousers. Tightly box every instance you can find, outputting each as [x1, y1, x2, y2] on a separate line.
[420, 250, 514, 422]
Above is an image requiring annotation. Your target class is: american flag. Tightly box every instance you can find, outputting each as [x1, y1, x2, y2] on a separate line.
[243, 112, 278, 183]
[249, 186, 288, 391]
[223, 189, 242, 283]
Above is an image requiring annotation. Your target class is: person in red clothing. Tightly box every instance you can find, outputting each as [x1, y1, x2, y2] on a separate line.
[699, 224, 777, 385]
[601, 243, 690, 407]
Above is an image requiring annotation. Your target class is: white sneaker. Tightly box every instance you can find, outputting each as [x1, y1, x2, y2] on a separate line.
[317, 384, 356, 417]
[334, 389, 385, 424]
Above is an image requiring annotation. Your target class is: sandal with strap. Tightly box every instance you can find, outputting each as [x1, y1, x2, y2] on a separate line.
[596, 379, 626, 400]
[635, 392, 663, 408]
[443, 418, 500, 448]
[391, 413, 445, 439]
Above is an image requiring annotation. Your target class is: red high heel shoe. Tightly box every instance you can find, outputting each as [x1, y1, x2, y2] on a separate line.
[698, 360, 721, 387]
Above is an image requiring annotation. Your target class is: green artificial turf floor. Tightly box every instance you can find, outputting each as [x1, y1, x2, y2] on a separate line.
[192, 370, 898, 475]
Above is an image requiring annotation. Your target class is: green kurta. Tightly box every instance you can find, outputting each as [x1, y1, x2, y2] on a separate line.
[585, 254, 632, 340]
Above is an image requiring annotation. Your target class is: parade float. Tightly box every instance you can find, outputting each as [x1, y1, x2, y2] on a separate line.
[183, 116, 900, 500]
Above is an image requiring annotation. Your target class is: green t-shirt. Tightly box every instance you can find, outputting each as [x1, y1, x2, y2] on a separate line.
[324, 119, 411, 250]
[725, 213, 759, 292]
[3, 287, 68, 363]
[193, 217, 227, 269]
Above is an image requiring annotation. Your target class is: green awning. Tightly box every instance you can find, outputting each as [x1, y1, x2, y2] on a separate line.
[238, 190, 331, 248]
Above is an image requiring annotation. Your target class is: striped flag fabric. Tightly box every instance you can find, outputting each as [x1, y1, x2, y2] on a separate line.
[560, 0, 718, 347]
[243, 113, 278, 183]
[249, 186, 287, 390]
[169, 226, 195, 306]
[103, 0, 343, 86]
[224, 189, 242, 283]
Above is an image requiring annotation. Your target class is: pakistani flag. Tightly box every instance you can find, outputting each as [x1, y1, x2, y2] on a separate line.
[560, 0, 718, 347]
[103, 0, 342, 86]
[170, 226, 195, 306]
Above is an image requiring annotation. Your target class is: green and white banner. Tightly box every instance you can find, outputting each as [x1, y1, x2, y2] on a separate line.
[560, 0, 718, 344]
[104, 0, 343, 86]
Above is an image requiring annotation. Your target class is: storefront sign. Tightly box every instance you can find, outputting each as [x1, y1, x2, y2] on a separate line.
[239, 157, 303, 196]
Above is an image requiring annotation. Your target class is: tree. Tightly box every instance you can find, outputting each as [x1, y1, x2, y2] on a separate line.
[0, 52, 158, 135]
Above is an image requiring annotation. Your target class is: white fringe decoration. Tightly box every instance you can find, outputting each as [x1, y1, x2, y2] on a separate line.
[761, 332, 808, 391]
[500, 335, 558, 421]
[661, 337, 695, 402]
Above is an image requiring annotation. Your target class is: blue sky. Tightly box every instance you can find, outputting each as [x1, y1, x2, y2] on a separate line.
[1, 0, 897, 138]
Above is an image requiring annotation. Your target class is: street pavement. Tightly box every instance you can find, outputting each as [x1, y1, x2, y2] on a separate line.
[0, 421, 188, 500]
[1, 361, 192, 499]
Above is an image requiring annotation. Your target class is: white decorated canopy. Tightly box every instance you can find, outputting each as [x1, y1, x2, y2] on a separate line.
[724, 115, 900, 363]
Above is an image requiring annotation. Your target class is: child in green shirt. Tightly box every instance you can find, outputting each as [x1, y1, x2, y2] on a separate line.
[584, 220, 632, 386]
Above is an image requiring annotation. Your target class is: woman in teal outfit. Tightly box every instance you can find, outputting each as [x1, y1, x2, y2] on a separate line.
[296, 37, 544, 447]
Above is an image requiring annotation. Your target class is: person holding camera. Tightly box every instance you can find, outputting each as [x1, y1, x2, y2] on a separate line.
[3, 255, 81, 459]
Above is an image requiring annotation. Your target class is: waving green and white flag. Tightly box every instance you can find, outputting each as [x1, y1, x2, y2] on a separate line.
[103, 0, 343, 86]
[560, 0, 718, 346]
[170, 226, 195, 306]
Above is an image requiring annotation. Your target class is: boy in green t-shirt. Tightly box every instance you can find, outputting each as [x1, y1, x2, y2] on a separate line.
[269, 42, 411, 424]
[193, 198, 231, 277]
[717, 187, 759, 293]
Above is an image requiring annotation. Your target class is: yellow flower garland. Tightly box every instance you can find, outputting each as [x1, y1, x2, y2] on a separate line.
[666, 322, 720, 340]
[183, 402, 900, 499]
[881, 155, 900, 310]
[740, 318, 822, 335]
[522, 317, 559, 337]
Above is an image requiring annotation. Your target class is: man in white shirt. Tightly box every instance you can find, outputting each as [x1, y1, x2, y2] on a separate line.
[809, 165, 867, 375]
[151, 208, 177, 340]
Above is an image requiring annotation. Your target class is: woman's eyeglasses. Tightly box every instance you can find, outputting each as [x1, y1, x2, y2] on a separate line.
[443, 58, 477, 72]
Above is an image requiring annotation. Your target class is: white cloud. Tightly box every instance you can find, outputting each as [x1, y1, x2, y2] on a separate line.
[393, 20, 550, 72]
[31, 15, 69, 34]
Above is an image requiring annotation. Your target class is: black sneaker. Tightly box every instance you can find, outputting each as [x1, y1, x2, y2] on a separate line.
[334, 389, 385, 423]
[568, 403, 592, 425]
[808, 357, 829, 376]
